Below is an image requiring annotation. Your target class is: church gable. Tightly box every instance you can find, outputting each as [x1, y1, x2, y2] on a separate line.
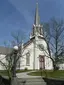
[23, 37, 35, 49]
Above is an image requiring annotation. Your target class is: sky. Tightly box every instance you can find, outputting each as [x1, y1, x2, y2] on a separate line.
[0, 0, 64, 46]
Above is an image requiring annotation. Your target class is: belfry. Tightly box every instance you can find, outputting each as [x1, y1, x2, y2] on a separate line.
[30, 3, 43, 39]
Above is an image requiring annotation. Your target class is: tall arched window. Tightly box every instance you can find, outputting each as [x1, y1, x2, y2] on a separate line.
[26, 52, 30, 66]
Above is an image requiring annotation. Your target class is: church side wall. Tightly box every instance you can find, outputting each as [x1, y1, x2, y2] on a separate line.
[0, 54, 6, 70]
[20, 42, 34, 70]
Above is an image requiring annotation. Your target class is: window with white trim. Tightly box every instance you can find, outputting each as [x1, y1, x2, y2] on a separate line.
[26, 52, 30, 66]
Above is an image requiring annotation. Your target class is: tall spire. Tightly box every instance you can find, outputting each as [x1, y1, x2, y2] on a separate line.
[30, 3, 43, 39]
[34, 3, 40, 26]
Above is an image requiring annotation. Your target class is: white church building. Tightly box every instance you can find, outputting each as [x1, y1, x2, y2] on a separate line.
[19, 3, 53, 70]
[0, 3, 53, 70]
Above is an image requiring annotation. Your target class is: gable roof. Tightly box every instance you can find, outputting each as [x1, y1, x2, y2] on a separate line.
[23, 37, 35, 48]
[0, 46, 12, 55]
[23, 36, 46, 48]
[0, 36, 46, 55]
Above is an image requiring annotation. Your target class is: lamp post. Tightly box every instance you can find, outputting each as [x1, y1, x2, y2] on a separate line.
[13, 46, 18, 77]
[11, 46, 19, 85]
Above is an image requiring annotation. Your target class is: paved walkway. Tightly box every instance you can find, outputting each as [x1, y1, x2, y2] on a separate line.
[16, 71, 41, 78]
[3, 71, 46, 85]
[16, 71, 46, 85]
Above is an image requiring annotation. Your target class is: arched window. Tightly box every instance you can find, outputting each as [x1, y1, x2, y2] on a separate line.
[26, 52, 30, 66]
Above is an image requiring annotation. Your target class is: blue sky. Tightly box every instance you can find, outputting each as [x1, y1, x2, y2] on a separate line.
[0, 0, 64, 46]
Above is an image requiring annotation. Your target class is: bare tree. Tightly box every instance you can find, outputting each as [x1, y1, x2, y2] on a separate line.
[0, 30, 25, 79]
[39, 18, 64, 70]
[11, 30, 26, 68]
[0, 48, 13, 79]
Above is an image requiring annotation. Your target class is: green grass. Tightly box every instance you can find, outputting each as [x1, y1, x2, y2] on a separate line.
[16, 69, 32, 73]
[28, 70, 64, 79]
[0, 69, 32, 76]
[1, 70, 64, 79]
[0, 70, 8, 76]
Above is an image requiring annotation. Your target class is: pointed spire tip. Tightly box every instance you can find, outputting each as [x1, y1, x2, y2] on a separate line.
[34, 2, 40, 25]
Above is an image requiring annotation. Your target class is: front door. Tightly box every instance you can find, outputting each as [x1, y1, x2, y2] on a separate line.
[39, 55, 45, 69]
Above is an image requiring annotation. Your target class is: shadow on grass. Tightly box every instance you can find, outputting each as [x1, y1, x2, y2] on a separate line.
[0, 75, 10, 85]
[43, 77, 64, 85]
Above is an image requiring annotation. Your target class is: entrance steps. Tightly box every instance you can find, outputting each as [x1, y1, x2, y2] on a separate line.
[18, 77, 46, 85]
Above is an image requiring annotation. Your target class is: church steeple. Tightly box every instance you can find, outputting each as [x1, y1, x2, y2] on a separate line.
[34, 3, 40, 26]
[30, 3, 43, 39]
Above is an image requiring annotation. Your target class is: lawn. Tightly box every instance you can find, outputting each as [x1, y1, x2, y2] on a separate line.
[0, 70, 8, 76]
[1, 70, 64, 79]
[16, 69, 32, 73]
[28, 70, 64, 79]
[0, 69, 32, 76]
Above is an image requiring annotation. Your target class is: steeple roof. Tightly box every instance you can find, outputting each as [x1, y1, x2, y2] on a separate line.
[34, 3, 40, 25]
[30, 3, 43, 39]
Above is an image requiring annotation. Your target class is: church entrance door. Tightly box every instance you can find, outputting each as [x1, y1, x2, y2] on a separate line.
[39, 55, 45, 69]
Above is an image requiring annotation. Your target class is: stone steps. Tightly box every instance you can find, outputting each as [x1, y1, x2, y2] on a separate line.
[18, 78, 46, 85]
